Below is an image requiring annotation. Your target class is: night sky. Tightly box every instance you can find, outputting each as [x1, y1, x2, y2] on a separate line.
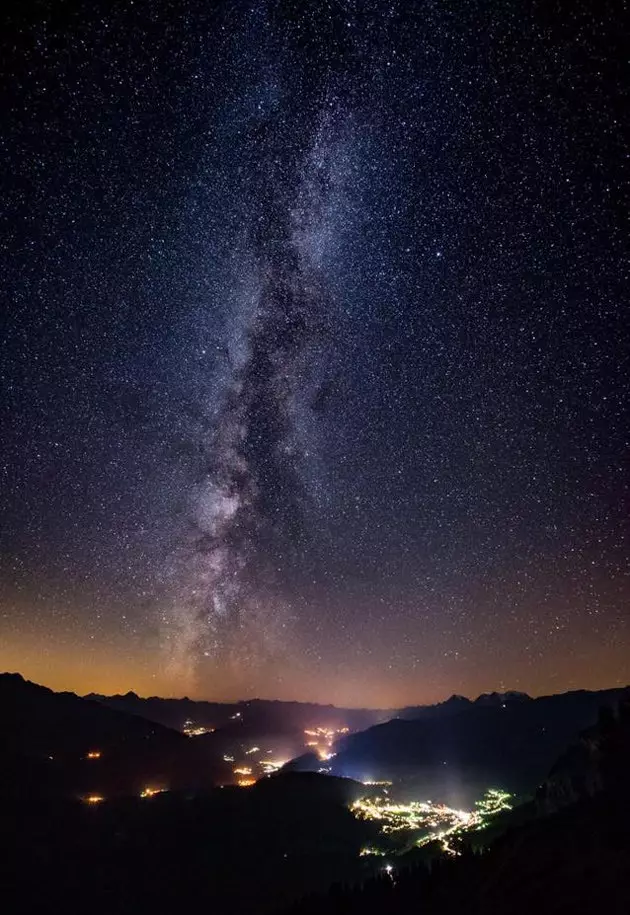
[2, 0, 628, 707]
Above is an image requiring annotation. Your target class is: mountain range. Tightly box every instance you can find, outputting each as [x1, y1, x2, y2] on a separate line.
[2, 671, 629, 914]
[287, 686, 630, 802]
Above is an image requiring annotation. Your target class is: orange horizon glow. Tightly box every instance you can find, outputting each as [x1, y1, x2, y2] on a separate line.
[1, 618, 628, 709]
[1, 657, 628, 710]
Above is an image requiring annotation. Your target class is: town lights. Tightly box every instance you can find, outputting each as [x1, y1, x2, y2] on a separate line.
[352, 788, 513, 856]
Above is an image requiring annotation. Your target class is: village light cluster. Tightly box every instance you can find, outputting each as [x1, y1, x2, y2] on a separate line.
[229, 753, 289, 784]
[473, 788, 513, 819]
[303, 725, 349, 761]
[182, 719, 215, 737]
[222, 723, 352, 787]
[354, 788, 513, 857]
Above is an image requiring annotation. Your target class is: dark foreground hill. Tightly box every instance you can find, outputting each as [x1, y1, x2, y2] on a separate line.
[289, 686, 630, 801]
[0, 672, 231, 797]
[1, 770, 377, 915]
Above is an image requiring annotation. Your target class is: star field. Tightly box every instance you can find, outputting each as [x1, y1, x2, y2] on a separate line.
[1, 0, 628, 705]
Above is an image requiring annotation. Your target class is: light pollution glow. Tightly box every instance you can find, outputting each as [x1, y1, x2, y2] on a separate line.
[1, 602, 628, 707]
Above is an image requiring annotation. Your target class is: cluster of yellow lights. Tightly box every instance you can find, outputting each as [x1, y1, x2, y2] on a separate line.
[304, 726, 350, 740]
[182, 719, 214, 737]
[85, 751, 101, 760]
[352, 796, 473, 834]
[140, 787, 165, 798]
[260, 759, 288, 775]
[84, 795, 104, 804]
[473, 788, 513, 820]
[303, 725, 349, 761]
[226, 748, 290, 783]
[353, 788, 512, 857]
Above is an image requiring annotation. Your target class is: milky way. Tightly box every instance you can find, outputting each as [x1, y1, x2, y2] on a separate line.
[161, 98, 357, 689]
[2, 1, 628, 704]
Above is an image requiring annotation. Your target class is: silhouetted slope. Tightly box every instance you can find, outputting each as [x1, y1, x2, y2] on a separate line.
[316, 687, 630, 798]
[86, 690, 387, 735]
[0, 672, 231, 796]
[1, 771, 377, 915]
[536, 700, 630, 812]
[397, 690, 531, 720]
